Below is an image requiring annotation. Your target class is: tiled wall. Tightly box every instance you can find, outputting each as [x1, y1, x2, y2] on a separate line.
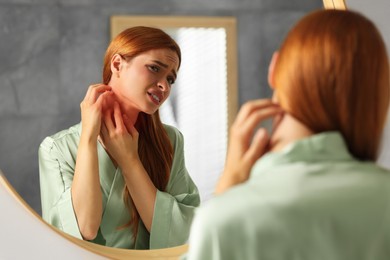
[0, 0, 323, 214]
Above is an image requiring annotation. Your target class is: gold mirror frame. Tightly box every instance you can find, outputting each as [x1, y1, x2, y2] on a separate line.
[323, 0, 346, 9]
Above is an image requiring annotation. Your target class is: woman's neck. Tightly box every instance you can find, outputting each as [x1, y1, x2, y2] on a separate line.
[268, 113, 314, 152]
[108, 85, 139, 126]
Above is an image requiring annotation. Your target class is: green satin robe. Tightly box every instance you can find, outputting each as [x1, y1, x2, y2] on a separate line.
[39, 123, 200, 249]
[185, 132, 390, 260]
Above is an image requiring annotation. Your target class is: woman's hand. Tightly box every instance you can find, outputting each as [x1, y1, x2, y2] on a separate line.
[215, 99, 282, 194]
[80, 84, 113, 141]
[100, 101, 139, 167]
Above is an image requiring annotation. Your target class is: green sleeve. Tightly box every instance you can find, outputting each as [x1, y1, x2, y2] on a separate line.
[149, 126, 201, 249]
[38, 136, 82, 239]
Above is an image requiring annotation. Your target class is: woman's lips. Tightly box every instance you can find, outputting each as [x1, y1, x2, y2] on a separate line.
[147, 92, 163, 105]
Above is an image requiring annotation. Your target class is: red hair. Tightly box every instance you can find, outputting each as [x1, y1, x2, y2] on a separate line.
[274, 10, 389, 161]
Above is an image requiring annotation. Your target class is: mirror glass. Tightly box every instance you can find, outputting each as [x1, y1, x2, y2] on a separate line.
[111, 16, 238, 203]
[0, 15, 237, 253]
[324, 0, 390, 170]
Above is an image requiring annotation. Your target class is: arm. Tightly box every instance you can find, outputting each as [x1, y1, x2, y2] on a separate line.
[120, 156, 157, 233]
[215, 99, 282, 194]
[71, 134, 103, 240]
[71, 84, 113, 240]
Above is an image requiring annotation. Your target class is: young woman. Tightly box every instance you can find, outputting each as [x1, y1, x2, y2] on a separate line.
[185, 10, 390, 259]
[39, 26, 200, 249]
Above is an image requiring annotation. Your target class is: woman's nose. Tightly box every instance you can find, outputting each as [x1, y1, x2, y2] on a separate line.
[158, 80, 169, 91]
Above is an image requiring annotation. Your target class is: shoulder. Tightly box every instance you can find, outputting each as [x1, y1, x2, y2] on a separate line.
[39, 123, 81, 155]
[194, 185, 264, 232]
[342, 161, 390, 193]
[188, 185, 273, 258]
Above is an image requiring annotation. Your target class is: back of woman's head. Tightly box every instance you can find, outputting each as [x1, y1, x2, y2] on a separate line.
[102, 26, 181, 84]
[274, 9, 389, 161]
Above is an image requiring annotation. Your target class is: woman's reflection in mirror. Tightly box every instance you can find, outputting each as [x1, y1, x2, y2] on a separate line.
[185, 9, 390, 259]
[39, 26, 200, 249]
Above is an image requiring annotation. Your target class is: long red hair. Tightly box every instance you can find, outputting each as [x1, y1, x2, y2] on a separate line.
[102, 26, 181, 237]
[274, 10, 389, 161]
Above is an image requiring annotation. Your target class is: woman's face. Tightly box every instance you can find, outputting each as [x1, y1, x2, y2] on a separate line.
[113, 48, 179, 115]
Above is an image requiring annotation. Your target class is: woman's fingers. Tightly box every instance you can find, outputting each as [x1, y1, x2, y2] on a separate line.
[95, 90, 113, 109]
[239, 105, 282, 137]
[245, 128, 269, 164]
[90, 85, 112, 104]
[128, 124, 139, 139]
[227, 99, 283, 165]
[100, 121, 108, 140]
[113, 102, 125, 132]
[104, 102, 135, 137]
[231, 100, 282, 147]
[104, 109, 115, 131]
[234, 99, 278, 125]
[85, 84, 112, 104]
[122, 114, 131, 132]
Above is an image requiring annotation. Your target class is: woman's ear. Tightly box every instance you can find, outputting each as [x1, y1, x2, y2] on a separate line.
[268, 51, 279, 89]
[110, 54, 123, 77]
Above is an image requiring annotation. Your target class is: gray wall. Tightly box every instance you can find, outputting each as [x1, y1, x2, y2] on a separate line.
[0, 0, 323, 214]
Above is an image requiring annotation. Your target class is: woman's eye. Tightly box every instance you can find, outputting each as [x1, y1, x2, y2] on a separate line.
[167, 77, 175, 85]
[148, 65, 160, 72]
